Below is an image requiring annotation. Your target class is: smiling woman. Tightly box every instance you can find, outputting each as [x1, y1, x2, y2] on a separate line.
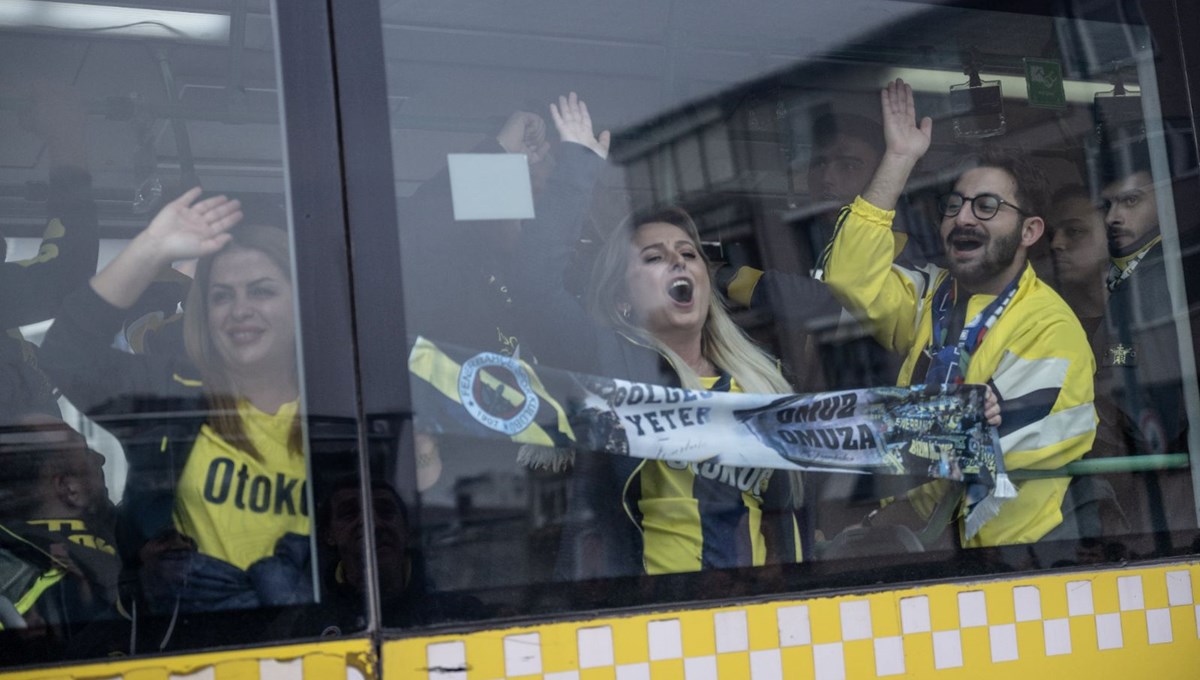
[201, 248, 296, 379]
[38, 193, 311, 614]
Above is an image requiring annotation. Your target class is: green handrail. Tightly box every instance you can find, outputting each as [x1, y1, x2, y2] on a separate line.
[915, 454, 1191, 548]
[1007, 453, 1190, 480]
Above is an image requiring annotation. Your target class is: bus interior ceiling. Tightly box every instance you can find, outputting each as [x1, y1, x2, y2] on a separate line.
[0, 2, 1157, 241]
[0, 2, 283, 241]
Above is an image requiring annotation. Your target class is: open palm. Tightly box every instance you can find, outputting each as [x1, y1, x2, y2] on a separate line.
[145, 188, 242, 261]
[881, 79, 932, 160]
[550, 92, 610, 160]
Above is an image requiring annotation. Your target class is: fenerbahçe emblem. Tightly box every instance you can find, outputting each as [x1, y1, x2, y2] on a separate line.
[458, 351, 540, 435]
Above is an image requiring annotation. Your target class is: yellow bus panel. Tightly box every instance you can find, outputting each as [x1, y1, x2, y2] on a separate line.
[383, 562, 1200, 679]
[2, 638, 373, 680]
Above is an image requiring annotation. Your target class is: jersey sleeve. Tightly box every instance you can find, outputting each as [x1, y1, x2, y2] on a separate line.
[40, 284, 200, 416]
[974, 315, 1097, 544]
[989, 314, 1097, 472]
[909, 310, 1098, 546]
[723, 266, 845, 332]
[818, 197, 932, 354]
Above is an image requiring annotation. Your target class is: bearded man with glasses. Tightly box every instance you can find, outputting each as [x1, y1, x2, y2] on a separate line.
[817, 79, 1096, 548]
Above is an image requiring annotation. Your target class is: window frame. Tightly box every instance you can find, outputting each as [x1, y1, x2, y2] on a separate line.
[323, 0, 1200, 638]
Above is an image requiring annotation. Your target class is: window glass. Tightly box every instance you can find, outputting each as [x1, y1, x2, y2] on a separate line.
[383, 0, 1200, 625]
[0, 1, 362, 666]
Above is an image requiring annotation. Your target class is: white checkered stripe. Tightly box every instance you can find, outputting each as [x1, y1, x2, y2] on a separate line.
[414, 566, 1199, 679]
[82, 655, 366, 680]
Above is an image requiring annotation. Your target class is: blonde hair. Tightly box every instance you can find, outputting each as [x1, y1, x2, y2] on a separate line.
[183, 224, 303, 462]
[588, 207, 792, 395]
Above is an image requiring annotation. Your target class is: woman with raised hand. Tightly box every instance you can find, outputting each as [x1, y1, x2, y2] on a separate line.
[41, 189, 312, 613]
[517, 93, 801, 578]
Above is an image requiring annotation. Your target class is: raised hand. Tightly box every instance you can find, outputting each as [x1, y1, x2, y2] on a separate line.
[549, 92, 610, 160]
[143, 187, 242, 262]
[497, 111, 550, 165]
[860, 79, 931, 211]
[90, 187, 242, 308]
[880, 78, 932, 162]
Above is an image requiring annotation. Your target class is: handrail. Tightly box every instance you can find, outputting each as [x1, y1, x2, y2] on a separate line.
[914, 453, 1190, 548]
[1007, 453, 1190, 479]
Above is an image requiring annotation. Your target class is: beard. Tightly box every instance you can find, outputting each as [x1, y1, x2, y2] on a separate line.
[946, 223, 1022, 289]
[1107, 224, 1160, 258]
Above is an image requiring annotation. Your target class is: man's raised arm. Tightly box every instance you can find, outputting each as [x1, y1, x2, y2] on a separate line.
[861, 79, 932, 210]
[818, 79, 933, 353]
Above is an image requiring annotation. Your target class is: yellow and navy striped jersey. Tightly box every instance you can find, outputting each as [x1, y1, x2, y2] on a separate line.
[632, 374, 782, 574]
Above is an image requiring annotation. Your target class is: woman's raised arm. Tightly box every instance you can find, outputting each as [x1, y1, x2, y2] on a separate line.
[91, 188, 241, 309]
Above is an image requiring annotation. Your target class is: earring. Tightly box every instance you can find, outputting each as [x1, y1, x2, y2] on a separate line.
[620, 305, 631, 319]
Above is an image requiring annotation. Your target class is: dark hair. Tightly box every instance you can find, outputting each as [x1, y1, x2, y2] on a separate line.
[1099, 140, 1152, 187]
[0, 418, 87, 518]
[1050, 184, 1092, 207]
[960, 147, 1050, 220]
[812, 113, 885, 155]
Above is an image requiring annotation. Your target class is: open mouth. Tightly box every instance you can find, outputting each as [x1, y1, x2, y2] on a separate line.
[948, 229, 985, 254]
[668, 279, 694, 303]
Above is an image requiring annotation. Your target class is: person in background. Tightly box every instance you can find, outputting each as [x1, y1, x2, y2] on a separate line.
[724, 113, 887, 314]
[400, 108, 562, 497]
[719, 111, 917, 392]
[1090, 143, 1194, 535]
[819, 79, 1095, 547]
[715, 113, 910, 537]
[1037, 186, 1135, 542]
[805, 113, 886, 249]
[1047, 185, 1110, 328]
[0, 415, 118, 662]
[0, 83, 99, 419]
[40, 193, 313, 613]
[314, 478, 483, 633]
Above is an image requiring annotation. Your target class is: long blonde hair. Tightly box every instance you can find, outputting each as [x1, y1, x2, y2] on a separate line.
[182, 224, 303, 461]
[588, 207, 791, 395]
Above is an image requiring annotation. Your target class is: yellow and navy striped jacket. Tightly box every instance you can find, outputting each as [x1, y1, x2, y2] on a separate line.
[821, 197, 1097, 546]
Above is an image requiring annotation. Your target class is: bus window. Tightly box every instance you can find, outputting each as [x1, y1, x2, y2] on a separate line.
[0, 1, 364, 666]
[379, 0, 1200, 628]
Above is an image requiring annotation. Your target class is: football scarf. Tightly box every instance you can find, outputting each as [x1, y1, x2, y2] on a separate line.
[409, 337, 1014, 539]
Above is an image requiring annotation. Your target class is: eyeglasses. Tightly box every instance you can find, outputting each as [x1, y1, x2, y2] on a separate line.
[937, 192, 1028, 221]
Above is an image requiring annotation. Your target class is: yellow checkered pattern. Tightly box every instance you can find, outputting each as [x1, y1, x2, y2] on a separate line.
[2, 564, 1197, 679]
[383, 562, 1200, 679]
[2, 639, 373, 680]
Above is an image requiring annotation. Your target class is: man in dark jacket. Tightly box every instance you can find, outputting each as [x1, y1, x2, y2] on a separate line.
[0, 416, 118, 662]
[1091, 141, 1195, 536]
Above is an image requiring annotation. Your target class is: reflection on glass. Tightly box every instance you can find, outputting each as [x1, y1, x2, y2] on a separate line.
[381, 0, 1198, 632]
[40, 188, 312, 613]
[704, 124, 736, 185]
[0, 1, 340, 666]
